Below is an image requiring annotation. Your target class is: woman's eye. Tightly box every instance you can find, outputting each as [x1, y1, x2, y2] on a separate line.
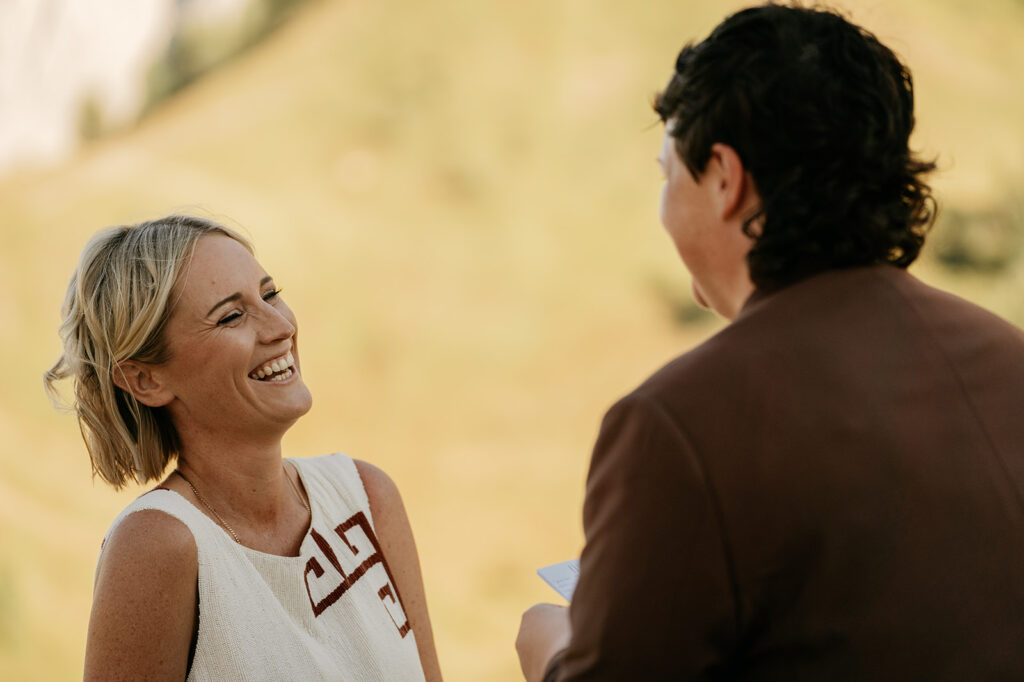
[216, 290, 280, 324]
[217, 311, 243, 325]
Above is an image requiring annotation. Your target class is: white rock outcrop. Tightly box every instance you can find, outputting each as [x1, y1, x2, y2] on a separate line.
[0, 0, 253, 176]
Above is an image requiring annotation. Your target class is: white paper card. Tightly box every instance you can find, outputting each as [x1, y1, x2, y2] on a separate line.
[537, 558, 581, 602]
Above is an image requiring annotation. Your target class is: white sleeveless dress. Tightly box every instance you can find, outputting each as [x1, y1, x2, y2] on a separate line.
[101, 453, 426, 681]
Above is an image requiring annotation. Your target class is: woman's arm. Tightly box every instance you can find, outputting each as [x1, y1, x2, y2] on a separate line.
[356, 459, 443, 682]
[85, 510, 198, 681]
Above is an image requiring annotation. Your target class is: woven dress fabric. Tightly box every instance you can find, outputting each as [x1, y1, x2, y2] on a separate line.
[101, 453, 426, 682]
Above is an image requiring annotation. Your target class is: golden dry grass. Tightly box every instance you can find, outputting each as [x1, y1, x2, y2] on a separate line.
[1, 0, 1023, 679]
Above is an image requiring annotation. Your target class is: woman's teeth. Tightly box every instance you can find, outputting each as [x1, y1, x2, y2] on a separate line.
[249, 353, 295, 380]
[266, 368, 293, 382]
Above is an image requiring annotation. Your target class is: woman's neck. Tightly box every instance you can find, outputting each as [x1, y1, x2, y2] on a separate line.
[172, 431, 298, 532]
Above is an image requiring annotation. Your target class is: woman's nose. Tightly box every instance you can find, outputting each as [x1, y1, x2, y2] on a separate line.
[257, 304, 296, 343]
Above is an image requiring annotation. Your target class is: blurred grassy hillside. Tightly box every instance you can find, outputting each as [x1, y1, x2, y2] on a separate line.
[2, 0, 1023, 679]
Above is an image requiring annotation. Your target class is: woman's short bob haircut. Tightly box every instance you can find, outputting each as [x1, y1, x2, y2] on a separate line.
[45, 215, 253, 489]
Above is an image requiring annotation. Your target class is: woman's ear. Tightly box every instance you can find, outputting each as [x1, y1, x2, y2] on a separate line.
[707, 143, 761, 222]
[111, 360, 174, 407]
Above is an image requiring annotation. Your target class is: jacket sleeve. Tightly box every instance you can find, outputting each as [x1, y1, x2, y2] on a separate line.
[548, 391, 739, 680]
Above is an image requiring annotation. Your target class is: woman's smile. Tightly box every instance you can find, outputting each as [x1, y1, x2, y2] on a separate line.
[249, 352, 297, 382]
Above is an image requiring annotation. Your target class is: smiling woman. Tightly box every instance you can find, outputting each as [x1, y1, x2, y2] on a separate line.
[44, 215, 442, 681]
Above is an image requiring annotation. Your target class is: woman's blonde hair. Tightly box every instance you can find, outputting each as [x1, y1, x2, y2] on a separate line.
[44, 215, 253, 489]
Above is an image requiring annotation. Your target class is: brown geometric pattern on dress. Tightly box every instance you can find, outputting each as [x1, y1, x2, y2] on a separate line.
[377, 583, 412, 637]
[302, 511, 411, 637]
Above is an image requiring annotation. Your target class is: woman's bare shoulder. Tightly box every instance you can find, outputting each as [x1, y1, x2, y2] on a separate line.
[100, 506, 197, 571]
[353, 459, 402, 510]
[86, 508, 198, 680]
[351, 459, 442, 680]
[94, 507, 198, 604]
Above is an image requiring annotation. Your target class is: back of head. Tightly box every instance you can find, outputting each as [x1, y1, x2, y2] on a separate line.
[45, 215, 252, 489]
[654, 3, 937, 292]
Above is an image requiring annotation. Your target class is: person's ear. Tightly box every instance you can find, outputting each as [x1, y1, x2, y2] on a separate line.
[111, 360, 174, 407]
[707, 143, 759, 222]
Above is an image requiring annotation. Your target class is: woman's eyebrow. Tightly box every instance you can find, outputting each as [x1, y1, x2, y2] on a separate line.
[205, 276, 273, 316]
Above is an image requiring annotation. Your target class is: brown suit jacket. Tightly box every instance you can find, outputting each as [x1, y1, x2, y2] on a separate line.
[548, 265, 1024, 681]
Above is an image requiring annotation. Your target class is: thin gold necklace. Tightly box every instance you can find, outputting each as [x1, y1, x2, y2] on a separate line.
[175, 465, 310, 544]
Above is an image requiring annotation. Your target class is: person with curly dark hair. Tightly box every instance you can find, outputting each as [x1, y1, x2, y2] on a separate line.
[516, 4, 1024, 680]
[655, 4, 938, 297]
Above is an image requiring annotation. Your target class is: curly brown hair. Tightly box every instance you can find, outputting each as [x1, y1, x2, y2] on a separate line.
[654, 3, 937, 292]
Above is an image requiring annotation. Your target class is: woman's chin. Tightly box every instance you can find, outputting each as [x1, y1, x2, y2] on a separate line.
[267, 383, 314, 428]
[288, 385, 314, 420]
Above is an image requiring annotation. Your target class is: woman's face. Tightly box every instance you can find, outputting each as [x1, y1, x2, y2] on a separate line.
[155, 234, 313, 444]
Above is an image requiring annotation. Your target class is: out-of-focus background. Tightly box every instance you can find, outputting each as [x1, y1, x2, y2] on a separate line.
[1, 0, 1022, 679]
